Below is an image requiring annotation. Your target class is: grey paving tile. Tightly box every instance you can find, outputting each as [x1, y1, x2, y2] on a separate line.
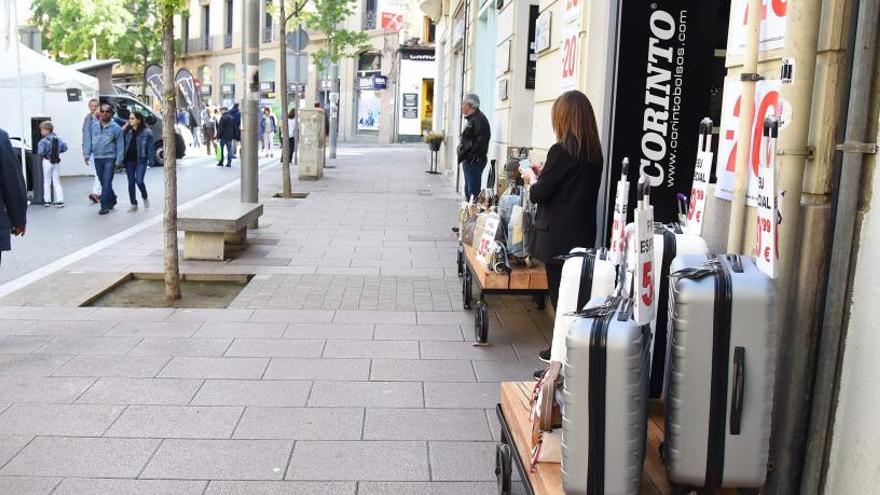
[16, 320, 115, 337]
[333, 311, 417, 325]
[308, 381, 423, 408]
[0, 403, 124, 436]
[106, 405, 243, 439]
[53, 479, 207, 495]
[373, 324, 464, 341]
[35, 336, 141, 356]
[225, 339, 324, 358]
[323, 340, 419, 359]
[204, 481, 356, 495]
[158, 357, 269, 379]
[420, 342, 518, 360]
[141, 439, 292, 480]
[283, 323, 373, 340]
[233, 407, 363, 440]
[0, 437, 160, 477]
[83, 307, 175, 321]
[128, 337, 232, 357]
[263, 358, 370, 381]
[0, 476, 60, 494]
[192, 380, 311, 407]
[0, 336, 52, 354]
[286, 441, 429, 481]
[106, 321, 202, 337]
[166, 308, 255, 322]
[0, 435, 31, 466]
[370, 359, 476, 382]
[357, 482, 495, 495]
[0, 354, 72, 376]
[54, 356, 171, 378]
[429, 441, 498, 481]
[250, 310, 335, 323]
[0, 319, 36, 336]
[472, 359, 543, 382]
[0, 376, 94, 402]
[0, 307, 96, 321]
[364, 409, 491, 441]
[424, 382, 501, 409]
[416, 312, 476, 326]
[77, 378, 203, 405]
[194, 321, 287, 339]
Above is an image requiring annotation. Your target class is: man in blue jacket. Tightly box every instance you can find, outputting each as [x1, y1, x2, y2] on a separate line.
[83, 103, 124, 215]
[0, 128, 28, 264]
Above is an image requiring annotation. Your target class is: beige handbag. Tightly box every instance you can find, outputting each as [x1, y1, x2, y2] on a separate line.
[530, 361, 562, 447]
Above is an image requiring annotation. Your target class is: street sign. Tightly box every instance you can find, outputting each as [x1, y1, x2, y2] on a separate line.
[286, 53, 309, 84]
[286, 28, 310, 52]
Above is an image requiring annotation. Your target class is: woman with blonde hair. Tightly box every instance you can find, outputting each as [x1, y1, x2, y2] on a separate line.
[521, 90, 604, 361]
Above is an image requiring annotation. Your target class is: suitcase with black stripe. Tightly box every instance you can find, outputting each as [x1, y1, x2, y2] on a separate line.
[561, 295, 651, 495]
[548, 248, 616, 363]
[664, 254, 776, 490]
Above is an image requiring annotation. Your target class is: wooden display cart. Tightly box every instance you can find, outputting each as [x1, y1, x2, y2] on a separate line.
[496, 382, 738, 495]
[457, 244, 548, 343]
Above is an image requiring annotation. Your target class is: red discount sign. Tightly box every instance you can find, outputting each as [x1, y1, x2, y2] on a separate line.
[560, 29, 579, 91]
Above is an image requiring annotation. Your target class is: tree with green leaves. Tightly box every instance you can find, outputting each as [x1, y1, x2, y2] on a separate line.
[31, 0, 134, 63]
[114, 1, 164, 97]
[304, 0, 370, 75]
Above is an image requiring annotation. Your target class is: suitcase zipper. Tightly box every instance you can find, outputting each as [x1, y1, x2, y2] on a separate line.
[587, 296, 616, 495]
[705, 255, 733, 488]
[651, 228, 677, 398]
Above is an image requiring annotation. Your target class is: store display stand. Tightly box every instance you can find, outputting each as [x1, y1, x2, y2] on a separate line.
[426, 148, 442, 174]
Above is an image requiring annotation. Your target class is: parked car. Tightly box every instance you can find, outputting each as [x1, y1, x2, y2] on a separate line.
[99, 95, 185, 166]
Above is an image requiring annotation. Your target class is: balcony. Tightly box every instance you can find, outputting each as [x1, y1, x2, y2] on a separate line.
[262, 27, 275, 44]
[224, 34, 233, 49]
[186, 36, 212, 54]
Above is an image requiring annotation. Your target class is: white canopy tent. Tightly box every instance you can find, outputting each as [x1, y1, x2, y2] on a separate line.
[0, 29, 99, 176]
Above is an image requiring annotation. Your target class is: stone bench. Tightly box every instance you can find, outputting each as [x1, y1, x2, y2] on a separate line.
[178, 202, 264, 261]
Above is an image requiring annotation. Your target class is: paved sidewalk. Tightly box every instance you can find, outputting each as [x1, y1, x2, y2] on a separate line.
[0, 145, 549, 494]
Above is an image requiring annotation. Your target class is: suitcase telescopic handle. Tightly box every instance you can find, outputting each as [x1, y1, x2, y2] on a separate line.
[730, 347, 746, 435]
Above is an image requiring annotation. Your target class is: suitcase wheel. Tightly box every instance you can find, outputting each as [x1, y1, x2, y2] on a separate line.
[533, 293, 547, 310]
[462, 271, 473, 310]
[495, 443, 512, 495]
[475, 301, 489, 343]
[456, 247, 465, 278]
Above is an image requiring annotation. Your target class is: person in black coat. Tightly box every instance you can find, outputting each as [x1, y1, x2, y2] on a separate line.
[521, 90, 604, 360]
[216, 108, 237, 168]
[0, 128, 28, 264]
[457, 93, 491, 201]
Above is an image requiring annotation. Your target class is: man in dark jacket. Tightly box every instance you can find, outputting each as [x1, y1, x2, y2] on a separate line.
[216, 107, 237, 168]
[229, 103, 241, 158]
[0, 128, 28, 264]
[457, 93, 491, 201]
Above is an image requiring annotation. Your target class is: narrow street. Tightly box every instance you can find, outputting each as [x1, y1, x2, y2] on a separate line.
[0, 144, 547, 494]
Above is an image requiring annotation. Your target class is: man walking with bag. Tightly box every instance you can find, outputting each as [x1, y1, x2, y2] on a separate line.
[0, 127, 28, 264]
[457, 93, 491, 201]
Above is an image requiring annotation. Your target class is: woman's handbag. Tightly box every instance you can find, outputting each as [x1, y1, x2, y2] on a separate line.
[530, 361, 563, 447]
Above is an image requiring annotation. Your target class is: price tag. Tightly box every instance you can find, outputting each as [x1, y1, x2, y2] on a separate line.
[609, 178, 630, 265]
[685, 150, 713, 235]
[634, 205, 655, 326]
[476, 213, 501, 266]
[755, 154, 777, 278]
[560, 28, 579, 91]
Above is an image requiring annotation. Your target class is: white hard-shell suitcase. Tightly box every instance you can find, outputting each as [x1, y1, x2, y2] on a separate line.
[664, 254, 776, 490]
[549, 248, 617, 363]
[562, 295, 650, 495]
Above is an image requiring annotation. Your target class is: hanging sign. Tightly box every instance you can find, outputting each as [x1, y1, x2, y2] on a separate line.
[634, 181, 656, 326]
[535, 11, 551, 53]
[559, 27, 579, 91]
[476, 213, 501, 265]
[755, 117, 779, 278]
[605, 0, 720, 225]
[727, 0, 788, 57]
[609, 158, 631, 265]
[714, 77, 787, 205]
[144, 64, 164, 102]
[685, 118, 714, 235]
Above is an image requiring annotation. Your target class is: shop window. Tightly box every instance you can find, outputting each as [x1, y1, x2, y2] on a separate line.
[357, 52, 382, 73]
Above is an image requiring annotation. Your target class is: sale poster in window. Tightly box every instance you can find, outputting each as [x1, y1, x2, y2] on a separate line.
[357, 91, 382, 131]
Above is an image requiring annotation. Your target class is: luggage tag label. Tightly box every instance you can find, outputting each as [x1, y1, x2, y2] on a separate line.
[686, 150, 712, 236]
[610, 158, 631, 265]
[634, 203, 656, 326]
[755, 118, 779, 278]
[476, 212, 501, 266]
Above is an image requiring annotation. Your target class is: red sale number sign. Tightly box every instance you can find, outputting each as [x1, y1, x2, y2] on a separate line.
[685, 150, 713, 235]
[728, 0, 788, 56]
[560, 28, 578, 91]
[634, 207, 655, 326]
[476, 213, 500, 266]
[609, 179, 630, 265]
[755, 132, 778, 278]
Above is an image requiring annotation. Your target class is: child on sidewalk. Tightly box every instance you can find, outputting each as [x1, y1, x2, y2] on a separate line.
[37, 121, 68, 207]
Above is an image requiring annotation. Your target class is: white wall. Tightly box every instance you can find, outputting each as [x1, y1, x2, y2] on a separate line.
[397, 57, 435, 137]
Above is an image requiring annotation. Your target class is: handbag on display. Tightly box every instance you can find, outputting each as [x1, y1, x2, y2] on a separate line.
[530, 361, 563, 448]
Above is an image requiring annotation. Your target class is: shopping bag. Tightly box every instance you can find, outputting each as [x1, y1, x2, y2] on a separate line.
[214, 143, 222, 161]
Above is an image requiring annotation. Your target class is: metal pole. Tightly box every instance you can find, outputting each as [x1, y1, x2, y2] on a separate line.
[241, 0, 259, 214]
[328, 60, 339, 159]
[726, 0, 762, 253]
[10, 0, 27, 179]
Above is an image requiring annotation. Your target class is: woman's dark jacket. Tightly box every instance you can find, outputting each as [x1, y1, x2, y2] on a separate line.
[529, 143, 604, 263]
[123, 127, 155, 167]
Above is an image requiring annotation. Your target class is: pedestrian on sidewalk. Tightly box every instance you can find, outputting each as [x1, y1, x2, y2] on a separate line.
[216, 107, 235, 168]
[83, 103, 124, 215]
[122, 112, 154, 212]
[229, 103, 241, 158]
[259, 107, 276, 158]
[82, 98, 102, 204]
[520, 90, 604, 362]
[286, 108, 297, 164]
[314, 102, 329, 138]
[0, 127, 28, 264]
[202, 107, 217, 155]
[188, 107, 201, 148]
[36, 121, 68, 208]
[457, 93, 491, 201]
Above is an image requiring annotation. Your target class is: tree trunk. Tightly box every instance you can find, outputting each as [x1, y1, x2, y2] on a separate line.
[161, 11, 181, 302]
[278, 0, 292, 197]
[141, 50, 149, 102]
